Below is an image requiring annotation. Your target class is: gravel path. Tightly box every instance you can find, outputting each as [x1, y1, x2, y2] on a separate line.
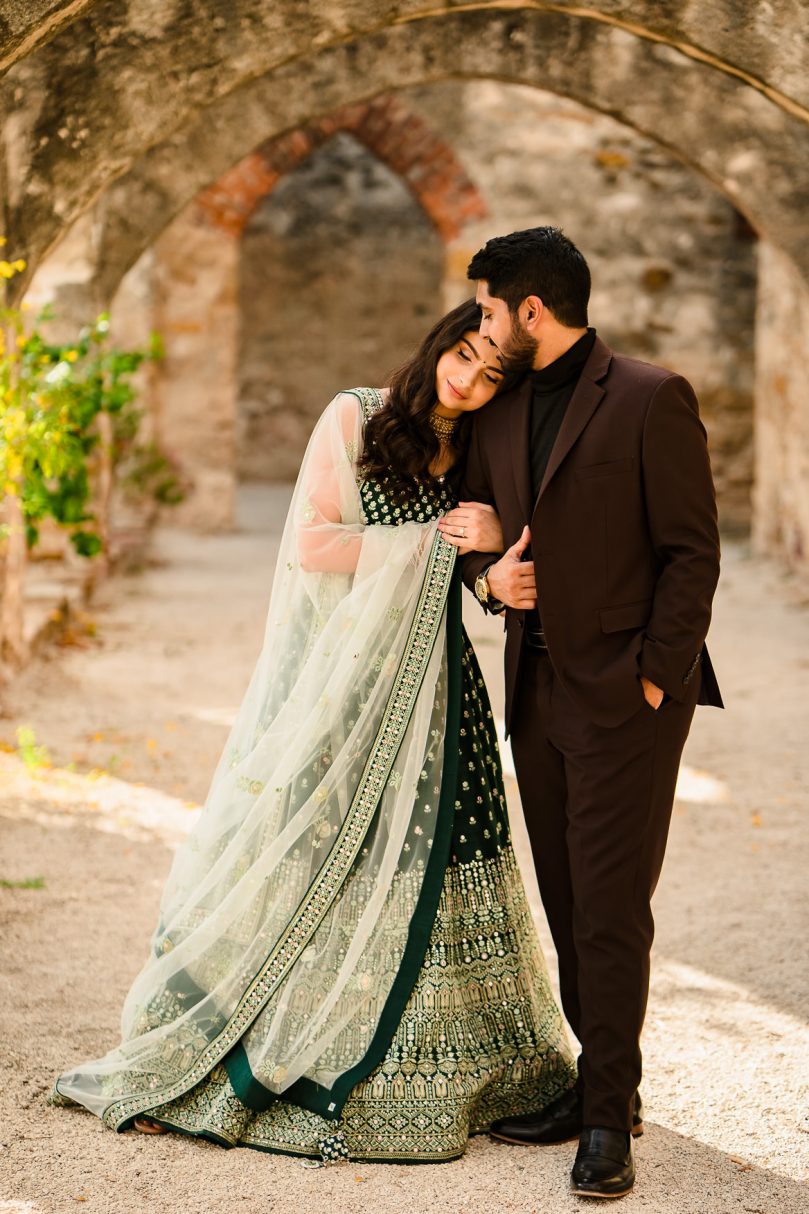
[1, 485, 807, 1214]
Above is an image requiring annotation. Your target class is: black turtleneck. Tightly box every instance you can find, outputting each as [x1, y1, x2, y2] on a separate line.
[529, 327, 597, 500]
[523, 327, 596, 635]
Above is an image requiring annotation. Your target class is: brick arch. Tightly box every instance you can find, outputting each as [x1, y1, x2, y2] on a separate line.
[193, 94, 487, 242]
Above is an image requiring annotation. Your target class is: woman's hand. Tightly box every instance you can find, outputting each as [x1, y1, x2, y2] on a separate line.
[437, 502, 504, 555]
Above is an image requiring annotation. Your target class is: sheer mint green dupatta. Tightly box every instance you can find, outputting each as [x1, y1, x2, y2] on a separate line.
[53, 388, 462, 1127]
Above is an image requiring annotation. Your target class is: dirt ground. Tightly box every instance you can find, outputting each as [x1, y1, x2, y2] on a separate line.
[1, 484, 807, 1214]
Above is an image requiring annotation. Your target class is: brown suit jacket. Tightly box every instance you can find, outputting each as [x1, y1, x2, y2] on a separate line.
[461, 336, 723, 732]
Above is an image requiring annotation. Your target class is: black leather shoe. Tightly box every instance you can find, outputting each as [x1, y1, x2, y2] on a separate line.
[490, 1087, 582, 1144]
[571, 1128, 635, 1198]
[490, 1090, 644, 1146]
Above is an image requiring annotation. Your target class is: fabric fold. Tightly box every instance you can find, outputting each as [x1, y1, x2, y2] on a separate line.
[53, 390, 460, 1129]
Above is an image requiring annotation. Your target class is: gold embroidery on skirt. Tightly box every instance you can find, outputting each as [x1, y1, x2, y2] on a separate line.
[144, 846, 576, 1162]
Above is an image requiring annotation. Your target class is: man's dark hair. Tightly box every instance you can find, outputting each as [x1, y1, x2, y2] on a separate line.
[467, 226, 591, 328]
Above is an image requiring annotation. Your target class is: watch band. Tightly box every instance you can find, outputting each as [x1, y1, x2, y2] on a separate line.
[476, 562, 505, 615]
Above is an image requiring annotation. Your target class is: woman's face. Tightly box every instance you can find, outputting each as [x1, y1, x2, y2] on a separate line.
[435, 330, 505, 416]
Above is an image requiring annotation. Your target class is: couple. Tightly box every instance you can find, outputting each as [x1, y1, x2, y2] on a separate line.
[50, 227, 722, 1199]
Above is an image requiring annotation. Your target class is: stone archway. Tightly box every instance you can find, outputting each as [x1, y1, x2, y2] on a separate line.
[121, 94, 485, 526]
[3, 2, 808, 109]
[4, 5, 809, 296]
[5, 2, 809, 566]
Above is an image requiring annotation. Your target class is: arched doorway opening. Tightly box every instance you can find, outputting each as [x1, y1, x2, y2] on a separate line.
[9, 4, 808, 566]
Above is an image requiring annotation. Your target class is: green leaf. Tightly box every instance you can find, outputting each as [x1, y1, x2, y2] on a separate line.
[71, 530, 103, 557]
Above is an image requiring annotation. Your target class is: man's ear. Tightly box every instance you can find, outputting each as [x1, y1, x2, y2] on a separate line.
[522, 295, 544, 331]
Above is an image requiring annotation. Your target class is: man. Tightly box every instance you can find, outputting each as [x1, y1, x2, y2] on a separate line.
[438, 227, 722, 1199]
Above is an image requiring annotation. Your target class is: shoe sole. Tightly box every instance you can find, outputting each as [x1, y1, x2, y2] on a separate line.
[490, 1129, 580, 1145]
[570, 1183, 635, 1199]
[491, 1124, 643, 1147]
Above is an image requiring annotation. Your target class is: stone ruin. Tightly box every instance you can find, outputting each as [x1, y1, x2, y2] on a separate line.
[3, 1, 809, 570]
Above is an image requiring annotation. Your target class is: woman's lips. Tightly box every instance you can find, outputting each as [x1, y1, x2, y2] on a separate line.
[448, 380, 466, 401]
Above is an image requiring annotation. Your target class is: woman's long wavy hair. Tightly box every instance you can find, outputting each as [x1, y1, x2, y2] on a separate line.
[358, 298, 513, 503]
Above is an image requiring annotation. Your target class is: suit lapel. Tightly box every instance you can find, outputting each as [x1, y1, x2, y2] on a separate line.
[506, 378, 533, 523]
[536, 336, 612, 504]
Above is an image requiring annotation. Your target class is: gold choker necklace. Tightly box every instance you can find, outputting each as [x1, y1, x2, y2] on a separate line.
[429, 411, 461, 443]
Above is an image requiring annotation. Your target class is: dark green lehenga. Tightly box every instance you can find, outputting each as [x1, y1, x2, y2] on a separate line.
[132, 454, 576, 1163]
[50, 388, 575, 1162]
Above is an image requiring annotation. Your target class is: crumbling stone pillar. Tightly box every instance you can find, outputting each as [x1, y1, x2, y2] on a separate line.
[149, 210, 238, 531]
[753, 244, 809, 574]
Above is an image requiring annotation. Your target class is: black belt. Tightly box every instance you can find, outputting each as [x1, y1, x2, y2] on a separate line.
[524, 626, 548, 651]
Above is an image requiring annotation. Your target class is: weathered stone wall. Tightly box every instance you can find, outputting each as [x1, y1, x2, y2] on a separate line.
[4, 3, 808, 113]
[4, 2, 809, 302]
[236, 132, 444, 481]
[115, 94, 471, 489]
[222, 84, 756, 528]
[22, 79, 761, 535]
[5, 0, 808, 566]
[418, 83, 757, 532]
[754, 244, 809, 572]
[147, 212, 238, 530]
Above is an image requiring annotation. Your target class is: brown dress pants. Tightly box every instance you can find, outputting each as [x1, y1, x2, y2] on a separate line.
[509, 647, 699, 1132]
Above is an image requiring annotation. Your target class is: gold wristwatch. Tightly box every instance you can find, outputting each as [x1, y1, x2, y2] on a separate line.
[475, 565, 505, 614]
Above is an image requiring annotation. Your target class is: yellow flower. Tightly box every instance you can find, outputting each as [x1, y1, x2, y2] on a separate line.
[64, 349, 79, 362]
[0, 262, 14, 278]
[13, 259, 25, 272]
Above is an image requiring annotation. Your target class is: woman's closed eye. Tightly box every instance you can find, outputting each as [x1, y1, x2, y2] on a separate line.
[458, 347, 500, 385]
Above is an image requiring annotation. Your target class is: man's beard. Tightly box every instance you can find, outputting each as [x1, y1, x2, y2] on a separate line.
[496, 313, 539, 374]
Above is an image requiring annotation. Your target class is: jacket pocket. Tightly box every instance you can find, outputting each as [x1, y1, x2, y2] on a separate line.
[599, 598, 652, 634]
[576, 457, 634, 480]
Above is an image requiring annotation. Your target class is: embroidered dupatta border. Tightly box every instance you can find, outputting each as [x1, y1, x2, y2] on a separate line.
[100, 527, 457, 1131]
[224, 568, 463, 1119]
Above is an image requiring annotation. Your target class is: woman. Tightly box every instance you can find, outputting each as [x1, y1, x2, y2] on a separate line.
[50, 299, 575, 1164]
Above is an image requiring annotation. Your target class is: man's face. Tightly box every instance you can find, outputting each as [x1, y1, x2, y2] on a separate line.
[475, 281, 538, 373]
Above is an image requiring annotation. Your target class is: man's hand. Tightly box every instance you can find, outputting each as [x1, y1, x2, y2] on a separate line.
[486, 526, 537, 609]
[438, 502, 504, 555]
[640, 676, 665, 710]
